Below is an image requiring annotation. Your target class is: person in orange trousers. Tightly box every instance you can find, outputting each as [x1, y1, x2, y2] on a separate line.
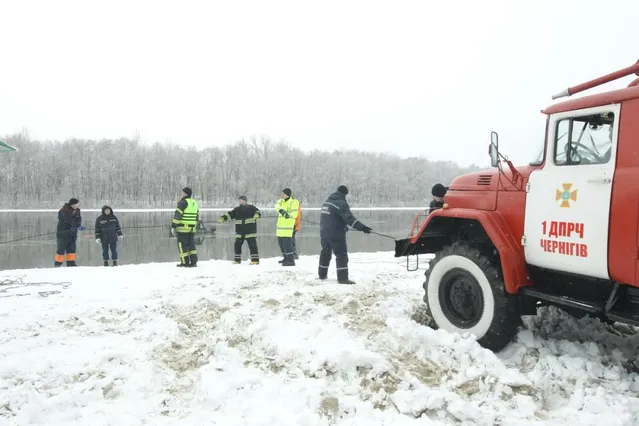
[54, 198, 84, 267]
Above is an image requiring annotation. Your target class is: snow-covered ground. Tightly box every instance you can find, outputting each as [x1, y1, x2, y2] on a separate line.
[1, 253, 638, 426]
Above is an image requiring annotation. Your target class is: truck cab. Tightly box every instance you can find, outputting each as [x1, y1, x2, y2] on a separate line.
[396, 59, 639, 351]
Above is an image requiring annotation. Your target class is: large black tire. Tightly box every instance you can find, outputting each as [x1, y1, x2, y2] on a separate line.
[423, 243, 521, 351]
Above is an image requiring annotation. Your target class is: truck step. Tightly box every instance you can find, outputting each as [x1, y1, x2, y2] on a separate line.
[606, 310, 639, 327]
[520, 287, 604, 314]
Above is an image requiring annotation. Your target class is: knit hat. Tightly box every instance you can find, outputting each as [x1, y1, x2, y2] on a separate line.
[68, 198, 79, 205]
[282, 188, 292, 197]
[431, 183, 447, 198]
[182, 187, 192, 196]
[337, 185, 348, 195]
[238, 195, 247, 202]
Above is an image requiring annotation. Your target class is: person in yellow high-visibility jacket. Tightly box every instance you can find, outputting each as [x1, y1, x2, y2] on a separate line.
[275, 188, 300, 266]
[171, 187, 200, 267]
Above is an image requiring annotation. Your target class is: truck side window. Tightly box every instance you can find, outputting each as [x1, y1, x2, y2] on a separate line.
[553, 112, 614, 166]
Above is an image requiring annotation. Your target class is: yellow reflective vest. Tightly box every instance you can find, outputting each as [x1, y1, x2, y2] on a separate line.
[172, 197, 199, 233]
[275, 197, 299, 237]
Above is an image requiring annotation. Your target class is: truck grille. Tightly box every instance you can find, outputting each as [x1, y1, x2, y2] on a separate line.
[476, 175, 492, 186]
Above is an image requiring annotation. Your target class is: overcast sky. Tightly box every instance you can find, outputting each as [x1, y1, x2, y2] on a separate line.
[1, 0, 637, 167]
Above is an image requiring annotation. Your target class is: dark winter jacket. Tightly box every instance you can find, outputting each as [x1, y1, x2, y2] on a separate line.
[429, 199, 444, 214]
[220, 204, 261, 237]
[56, 204, 82, 238]
[320, 191, 366, 240]
[94, 205, 122, 243]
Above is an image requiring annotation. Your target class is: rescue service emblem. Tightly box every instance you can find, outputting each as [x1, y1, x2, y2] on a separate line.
[556, 183, 577, 208]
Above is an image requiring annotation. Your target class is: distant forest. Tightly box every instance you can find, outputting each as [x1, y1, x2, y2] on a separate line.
[0, 133, 482, 208]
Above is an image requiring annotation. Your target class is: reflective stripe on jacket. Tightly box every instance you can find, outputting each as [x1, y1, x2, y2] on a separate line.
[319, 191, 365, 240]
[221, 204, 261, 237]
[275, 197, 299, 237]
[172, 197, 199, 233]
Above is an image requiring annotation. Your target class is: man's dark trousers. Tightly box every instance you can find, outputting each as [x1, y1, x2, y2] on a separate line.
[235, 236, 259, 263]
[278, 237, 295, 264]
[101, 240, 118, 261]
[318, 237, 349, 281]
[177, 232, 197, 265]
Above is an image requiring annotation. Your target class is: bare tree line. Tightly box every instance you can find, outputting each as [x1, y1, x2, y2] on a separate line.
[0, 133, 481, 208]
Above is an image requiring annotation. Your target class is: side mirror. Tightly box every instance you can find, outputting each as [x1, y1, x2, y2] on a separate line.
[489, 131, 499, 167]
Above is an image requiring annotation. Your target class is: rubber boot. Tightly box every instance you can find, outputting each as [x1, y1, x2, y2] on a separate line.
[318, 265, 327, 280]
[337, 268, 354, 284]
[282, 254, 295, 266]
[104, 261, 109, 267]
[112, 260, 118, 267]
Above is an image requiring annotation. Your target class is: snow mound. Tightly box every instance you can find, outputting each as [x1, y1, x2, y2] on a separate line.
[1, 253, 638, 425]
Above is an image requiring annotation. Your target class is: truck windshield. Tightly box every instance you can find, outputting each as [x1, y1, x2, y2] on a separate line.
[529, 141, 545, 165]
[529, 115, 549, 166]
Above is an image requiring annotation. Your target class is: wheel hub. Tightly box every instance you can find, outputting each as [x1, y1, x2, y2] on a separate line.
[439, 268, 485, 329]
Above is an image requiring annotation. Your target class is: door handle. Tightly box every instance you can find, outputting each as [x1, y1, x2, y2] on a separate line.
[587, 177, 612, 184]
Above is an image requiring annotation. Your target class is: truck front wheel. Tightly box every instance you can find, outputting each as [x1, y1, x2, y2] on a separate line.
[423, 243, 521, 351]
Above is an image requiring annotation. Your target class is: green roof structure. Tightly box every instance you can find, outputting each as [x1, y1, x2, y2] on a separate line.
[0, 141, 18, 152]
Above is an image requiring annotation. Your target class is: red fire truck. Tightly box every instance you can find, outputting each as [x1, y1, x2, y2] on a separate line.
[396, 59, 639, 351]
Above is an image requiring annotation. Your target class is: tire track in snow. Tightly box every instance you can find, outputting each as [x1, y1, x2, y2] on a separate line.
[149, 298, 230, 416]
[305, 274, 542, 424]
[139, 258, 639, 424]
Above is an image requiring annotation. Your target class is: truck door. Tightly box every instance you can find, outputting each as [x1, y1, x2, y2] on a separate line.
[523, 104, 619, 280]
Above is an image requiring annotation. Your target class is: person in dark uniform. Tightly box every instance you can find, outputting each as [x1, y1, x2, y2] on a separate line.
[429, 183, 447, 214]
[54, 198, 84, 267]
[318, 185, 371, 284]
[171, 187, 199, 267]
[94, 205, 123, 266]
[218, 195, 261, 264]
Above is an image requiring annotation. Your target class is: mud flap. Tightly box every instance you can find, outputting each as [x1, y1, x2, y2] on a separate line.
[394, 238, 411, 257]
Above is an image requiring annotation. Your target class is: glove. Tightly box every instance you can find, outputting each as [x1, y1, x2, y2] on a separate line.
[217, 217, 224, 224]
[95, 238, 101, 244]
[78, 226, 86, 231]
[118, 235, 123, 241]
[171, 228, 176, 236]
[362, 226, 372, 234]
[279, 210, 291, 219]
